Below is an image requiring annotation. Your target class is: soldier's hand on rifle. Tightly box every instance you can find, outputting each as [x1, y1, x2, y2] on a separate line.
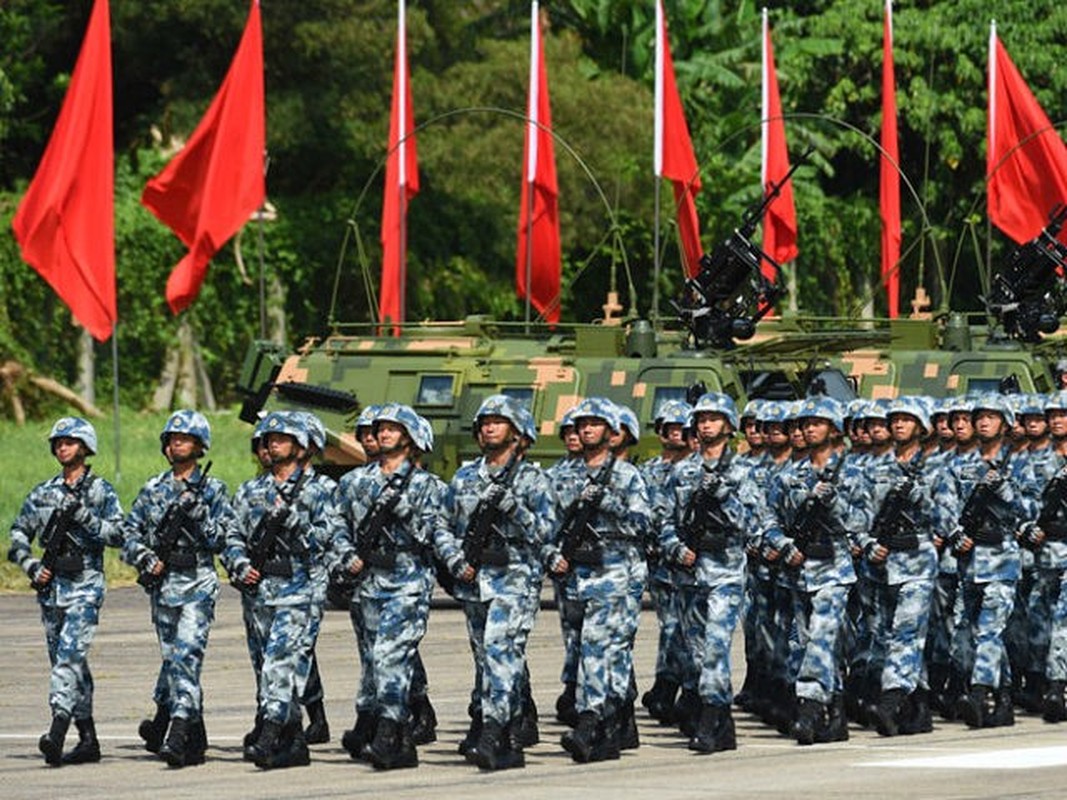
[1023, 524, 1045, 547]
[240, 564, 261, 586]
[785, 545, 805, 567]
[551, 556, 569, 575]
[580, 484, 604, 504]
[953, 534, 975, 555]
[459, 564, 476, 583]
[70, 501, 93, 527]
[981, 469, 1003, 487]
[679, 547, 697, 567]
[867, 544, 889, 564]
[147, 558, 164, 576]
[812, 481, 835, 501]
[29, 561, 52, 588]
[347, 555, 365, 576]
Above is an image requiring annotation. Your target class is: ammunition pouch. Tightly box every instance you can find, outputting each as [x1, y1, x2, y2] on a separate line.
[569, 546, 603, 567]
[260, 558, 294, 578]
[685, 528, 730, 555]
[1044, 522, 1067, 542]
[970, 527, 1007, 546]
[365, 552, 398, 570]
[797, 537, 834, 560]
[478, 548, 510, 567]
[167, 550, 198, 570]
[51, 554, 84, 577]
[881, 532, 920, 552]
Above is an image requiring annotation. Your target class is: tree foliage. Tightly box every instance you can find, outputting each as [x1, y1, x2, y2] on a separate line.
[3, 0, 1067, 417]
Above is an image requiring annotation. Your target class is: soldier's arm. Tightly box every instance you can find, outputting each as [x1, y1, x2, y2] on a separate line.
[7, 486, 48, 578]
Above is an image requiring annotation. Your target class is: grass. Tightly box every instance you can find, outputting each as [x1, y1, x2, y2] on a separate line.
[1, 407, 259, 592]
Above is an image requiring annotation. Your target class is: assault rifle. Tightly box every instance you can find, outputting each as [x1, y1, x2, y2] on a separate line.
[34, 467, 95, 593]
[1035, 461, 1067, 546]
[871, 455, 924, 553]
[355, 465, 416, 569]
[957, 448, 1013, 549]
[679, 454, 735, 557]
[138, 462, 213, 591]
[557, 455, 617, 569]
[463, 451, 522, 570]
[673, 151, 810, 349]
[788, 455, 846, 560]
[240, 469, 312, 593]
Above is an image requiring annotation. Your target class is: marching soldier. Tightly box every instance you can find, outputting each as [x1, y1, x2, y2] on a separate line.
[122, 410, 235, 767]
[8, 418, 123, 766]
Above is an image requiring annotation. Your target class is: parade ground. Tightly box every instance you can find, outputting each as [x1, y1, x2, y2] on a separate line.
[2, 586, 1067, 799]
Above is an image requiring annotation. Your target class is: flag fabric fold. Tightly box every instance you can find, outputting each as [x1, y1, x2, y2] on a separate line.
[761, 8, 798, 281]
[12, 0, 115, 341]
[516, 0, 561, 324]
[987, 21, 1067, 244]
[378, 0, 420, 330]
[141, 0, 265, 315]
[880, 0, 901, 318]
[654, 0, 703, 278]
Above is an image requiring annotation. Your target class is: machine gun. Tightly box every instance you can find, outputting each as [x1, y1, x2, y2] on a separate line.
[957, 449, 1013, 548]
[558, 455, 617, 569]
[138, 462, 213, 591]
[871, 456, 924, 553]
[34, 467, 95, 593]
[787, 455, 846, 560]
[463, 451, 522, 570]
[673, 152, 809, 350]
[240, 469, 312, 593]
[679, 455, 735, 556]
[987, 203, 1067, 342]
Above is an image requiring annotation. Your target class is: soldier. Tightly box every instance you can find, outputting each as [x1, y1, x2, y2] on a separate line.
[8, 418, 123, 766]
[446, 395, 556, 770]
[740, 399, 766, 457]
[122, 410, 235, 767]
[332, 403, 469, 770]
[760, 396, 860, 745]
[857, 397, 939, 736]
[938, 394, 1028, 728]
[227, 411, 341, 769]
[657, 393, 763, 753]
[640, 400, 692, 724]
[931, 398, 957, 457]
[547, 397, 651, 763]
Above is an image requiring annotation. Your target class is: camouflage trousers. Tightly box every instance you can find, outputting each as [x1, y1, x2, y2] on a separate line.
[741, 570, 777, 683]
[40, 598, 101, 719]
[648, 580, 684, 684]
[1043, 570, 1067, 680]
[463, 592, 532, 725]
[769, 580, 797, 686]
[678, 582, 743, 705]
[924, 572, 959, 671]
[152, 596, 216, 720]
[295, 589, 326, 705]
[846, 573, 876, 675]
[873, 579, 934, 693]
[1026, 568, 1061, 678]
[350, 595, 429, 714]
[357, 589, 431, 723]
[792, 584, 849, 704]
[554, 580, 581, 685]
[248, 601, 315, 725]
[1006, 568, 1036, 678]
[951, 579, 1015, 689]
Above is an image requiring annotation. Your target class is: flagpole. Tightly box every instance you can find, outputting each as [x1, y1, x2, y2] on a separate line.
[397, 0, 408, 329]
[652, 0, 664, 327]
[986, 19, 995, 296]
[524, 0, 538, 332]
[110, 322, 121, 485]
[524, 179, 535, 331]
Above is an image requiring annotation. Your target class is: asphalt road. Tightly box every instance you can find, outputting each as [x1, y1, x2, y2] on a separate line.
[2, 586, 1067, 799]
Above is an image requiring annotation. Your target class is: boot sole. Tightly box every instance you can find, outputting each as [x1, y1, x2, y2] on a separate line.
[38, 736, 64, 766]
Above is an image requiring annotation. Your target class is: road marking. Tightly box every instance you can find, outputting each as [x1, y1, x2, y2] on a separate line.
[857, 746, 1067, 770]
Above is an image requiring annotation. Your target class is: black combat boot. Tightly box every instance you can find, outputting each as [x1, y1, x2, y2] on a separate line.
[618, 701, 639, 750]
[555, 683, 578, 727]
[39, 712, 71, 766]
[816, 694, 849, 743]
[926, 665, 949, 715]
[248, 719, 283, 767]
[304, 700, 330, 745]
[674, 688, 701, 737]
[242, 714, 264, 762]
[844, 668, 867, 724]
[184, 717, 207, 766]
[716, 705, 738, 751]
[341, 711, 377, 760]
[281, 721, 311, 768]
[768, 681, 796, 734]
[990, 686, 1015, 728]
[793, 698, 823, 746]
[958, 684, 995, 729]
[688, 703, 721, 754]
[898, 689, 933, 735]
[367, 718, 418, 770]
[471, 718, 524, 771]
[588, 712, 620, 762]
[62, 718, 101, 765]
[1043, 680, 1067, 723]
[874, 688, 907, 737]
[940, 670, 966, 722]
[256, 720, 310, 770]
[735, 668, 758, 712]
[409, 694, 437, 746]
[458, 711, 482, 760]
[513, 682, 539, 748]
[561, 711, 598, 763]
[1020, 671, 1047, 714]
[138, 704, 170, 754]
[642, 677, 679, 723]
[159, 717, 191, 768]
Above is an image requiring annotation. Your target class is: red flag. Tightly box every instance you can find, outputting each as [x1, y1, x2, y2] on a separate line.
[761, 9, 798, 281]
[12, 0, 115, 341]
[142, 0, 265, 315]
[987, 22, 1067, 244]
[880, 0, 901, 318]
[516, 1, 561, 324]
[654, 0, 702, 278]
[379, 0, 420, 330]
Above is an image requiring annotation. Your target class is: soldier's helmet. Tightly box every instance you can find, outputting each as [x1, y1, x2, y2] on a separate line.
[945, 394, 976, 417]
[411, 413, 435, 454]
[756, 400, 788, 427]
[972, 393, 1015, 427]
[160, 409, 212, 454]
[258, 410, 310, 449]
[355, 404, 383, 434]
[373, 403, 425, 450]
[862, 398, 891, 422]
[291, 411, 327, 453]
[558, 407, 579, 439]
[473, 394, 525, 433]
[846, 398, 868, 424]
[886, 395, 930, 432]
[514, 404, 538, 444]
[49, 417, 98, 456]
[783, 400, 805, 424]
[1017, 394, 1046, 418]
[689, 392, 739, 430]
[570, 397, 621, 432]
[654, 399, 692, 433]
[1045, 390, 1067, 412]
[741, 399, 765, 424]
[797, 396, 845, 431]
[615, 404, 641, 445]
